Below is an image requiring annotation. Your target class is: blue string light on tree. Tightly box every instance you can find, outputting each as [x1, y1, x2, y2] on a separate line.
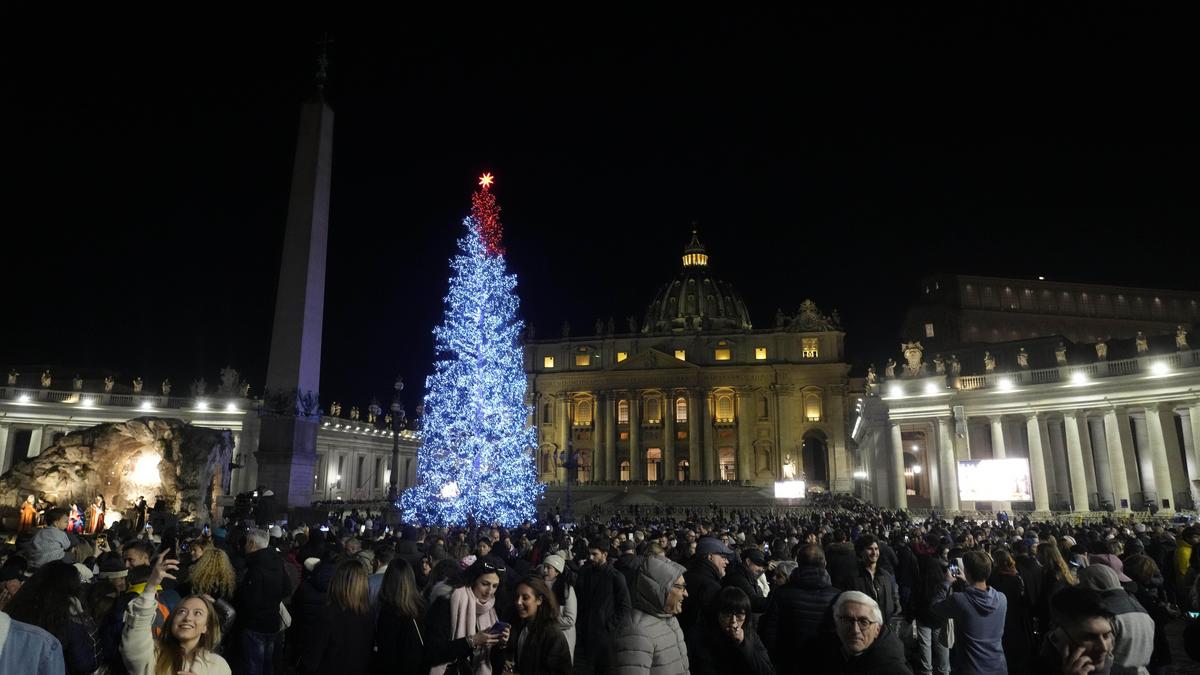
[399, 173, 542, 526]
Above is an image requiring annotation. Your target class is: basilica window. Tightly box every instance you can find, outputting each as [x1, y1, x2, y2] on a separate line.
[620, 460, 631, 481]
[574, 398, 593, 426]
[924, 323, 935, 338]
[715, 393, 735, 422]
[755, 347, 767, 360]
[718, 448, 736, 480]
[542, 402, 553, 425]
[802, 338, 819, 359]
[674, 349, 686, 361]
[616, 351, 628, 362]
[575, 353, 591, 367]
[804, 392, 822, 422]
[645, 397, 661, 423]
[714, 347, 731, 361]
[543, 356, 555, 368]
[618, 400, 629, 424]
[675, 397, 688, 423]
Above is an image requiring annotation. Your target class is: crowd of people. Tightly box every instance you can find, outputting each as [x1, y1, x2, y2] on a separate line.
[2, 491, 1200, 675]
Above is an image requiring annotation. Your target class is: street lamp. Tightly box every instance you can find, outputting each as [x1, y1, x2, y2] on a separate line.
[553, 444, 580, 524]
[388, 376, 406, 506]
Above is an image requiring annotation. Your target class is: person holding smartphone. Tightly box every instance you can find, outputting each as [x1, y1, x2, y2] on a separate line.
[931, 551, 1007, 675]
[425, 556, 510, 675]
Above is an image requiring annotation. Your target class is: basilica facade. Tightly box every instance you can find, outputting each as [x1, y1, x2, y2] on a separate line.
[524, 233, 853, 491]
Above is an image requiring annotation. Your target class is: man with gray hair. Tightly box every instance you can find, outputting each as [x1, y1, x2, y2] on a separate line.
[235, 527, 292, 675]
[813, 590, 912, 673]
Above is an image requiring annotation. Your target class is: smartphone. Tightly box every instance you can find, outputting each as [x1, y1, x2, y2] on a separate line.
[948, 563, 961, 577]
[955, 557, 964, 572]
[1188, 611, 1200, 619]
[487, 621, 510, 635]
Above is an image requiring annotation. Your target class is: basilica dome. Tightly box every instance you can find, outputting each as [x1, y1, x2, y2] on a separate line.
[642, 231, 753, 334]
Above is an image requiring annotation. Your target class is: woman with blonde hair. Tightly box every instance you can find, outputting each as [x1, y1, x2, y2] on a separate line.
[299, 559, 375, 675]
[1035, 540, 1076, 634]
[121, 549, 229, 675]
[179, 540, 238, 635]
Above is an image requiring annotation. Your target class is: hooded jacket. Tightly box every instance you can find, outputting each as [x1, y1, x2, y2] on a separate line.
[235, 547, 292, 634]
[1078, 565, 1153, 675]
[614, 556, 689, 675]
[932, 583, 1008, 675]
[758, 566, 839, 674]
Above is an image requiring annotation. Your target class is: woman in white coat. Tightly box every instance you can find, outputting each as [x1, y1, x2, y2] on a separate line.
[121, 549, 230, 675]
[539, 554, 577, 661]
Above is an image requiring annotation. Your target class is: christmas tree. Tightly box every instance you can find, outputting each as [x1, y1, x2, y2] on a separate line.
[400, 173, 543, 526]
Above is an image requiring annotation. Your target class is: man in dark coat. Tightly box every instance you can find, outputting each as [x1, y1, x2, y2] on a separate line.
[574, 541, 631, 675]
[722, 547, 770, 614]
[1012, 539, 1044, 610]
[826, 530, 859, 590]
[759, 543, 841, 675]
[678, 537, 734, 632]
[847, 534, 900, 625]
[235, 527, 293, 675]
[612, 540, 641, 593]
[814, 590, 912, 674]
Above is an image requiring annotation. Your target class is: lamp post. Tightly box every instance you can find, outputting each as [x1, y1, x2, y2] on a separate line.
[553, 444, 579, 524]
[388, 376, 406, 508]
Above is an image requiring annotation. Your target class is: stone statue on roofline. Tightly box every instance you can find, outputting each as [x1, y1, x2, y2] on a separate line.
[1017, 347, 1030, 369]
[1135, 331, 1149, 354]
[191, 378, 208, 397]
[41, 370, 52, 388]
[350, 406, 361, 421]
[218, 367, 240, 396]
[1178, 325, 1190, 351]
[1055, 342, 1068, 365]
[983, 351, 996, 373]
[6, 370, 16, 385]
[73, 375, 84, 391]
[1095, 338, 1108, 361]
[132, 377, 143, 393]
[865, 365, 878, 385]
[884, 358, 896, 378]
[949, 354, 962, 376]
[901, 341, 925, 377]
[330, 401, 342, 417]
[104, 375, 115, 392]
[162, 379, 172, 396]
[934, 354, 945, 375]
[240, 382, 251, 398]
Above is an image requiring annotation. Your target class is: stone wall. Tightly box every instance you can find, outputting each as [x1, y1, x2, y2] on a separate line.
[0, 417, 233, 525]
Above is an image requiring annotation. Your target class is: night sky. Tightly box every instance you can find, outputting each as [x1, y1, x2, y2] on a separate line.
[7, 9, 1198, 414]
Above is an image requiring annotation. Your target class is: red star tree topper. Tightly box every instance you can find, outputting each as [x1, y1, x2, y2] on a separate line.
[472, 172, 504, 256]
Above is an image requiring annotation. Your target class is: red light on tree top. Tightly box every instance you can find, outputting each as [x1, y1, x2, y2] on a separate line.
[472, 173, 504, 256]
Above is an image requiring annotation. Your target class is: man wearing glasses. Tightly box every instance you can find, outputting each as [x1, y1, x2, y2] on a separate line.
[813, 590, 912, 673]
[615, 556, 691, 674]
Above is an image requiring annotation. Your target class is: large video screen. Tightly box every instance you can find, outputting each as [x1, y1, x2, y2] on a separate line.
[957, 458, 1032, 502]
[774, 480, 807, 499]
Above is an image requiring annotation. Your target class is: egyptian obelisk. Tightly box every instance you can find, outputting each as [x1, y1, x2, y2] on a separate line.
[256, 45, 334, 509]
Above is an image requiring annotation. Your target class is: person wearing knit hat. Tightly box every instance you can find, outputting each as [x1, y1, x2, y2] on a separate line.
[73, 562, 94, 583]
[538, 554, 578, 659]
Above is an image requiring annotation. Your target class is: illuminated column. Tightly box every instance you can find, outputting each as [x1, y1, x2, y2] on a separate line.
[1158, 406, 1190, 505]
[663, 395, 676, 483]
[989, 415, 1012, 513]
[736, 390, 755, 481]
[1075, 414, 1099, 508]
[27, 427, 45, 458]
[628, 392, 641, 480]
[1183, 405, 1200, 508]
[1086, 415, 1114, 508]
[1024, 413, 1051, 514]
[890, 422, 908, 510]
[0, 423, 12, 475]
[1143, 403, 1176, 514]
[1103, 408, 1132, 512]
[1062, 411, 1091, 512]
[703, 390, 717, 481]
[935, 417, 959, 512]
[557, 395, 570, 483]
[594, 393, 607, 482]
[688, 390, 702, 482]
[925, 421, 941, 508]
[605, 395, 617, 482]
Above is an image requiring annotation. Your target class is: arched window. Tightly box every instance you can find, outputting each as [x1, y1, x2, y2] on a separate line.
[645, 397, 661, 423]
[620, 460, 631, 482]
[804, 391, 822, 422]
[715, 393, 735, 422]
[718, 448, 736, 480]
[646, 448, 662, 481]
[618, 399, 629, 424]
[574, 398, 593, 426]
[675, 397, 688, 423]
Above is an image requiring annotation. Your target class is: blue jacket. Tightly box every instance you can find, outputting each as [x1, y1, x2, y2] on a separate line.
[0, 610, 66, 675]
[932, 583, 1008, 675]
